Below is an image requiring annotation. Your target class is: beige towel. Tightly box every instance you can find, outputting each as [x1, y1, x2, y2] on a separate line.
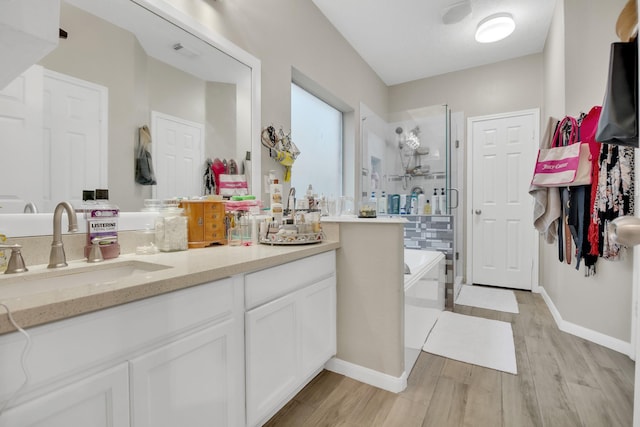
[529, 117, 561, 243]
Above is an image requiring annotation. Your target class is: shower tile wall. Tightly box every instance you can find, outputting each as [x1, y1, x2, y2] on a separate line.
[402, 214, 455, 307]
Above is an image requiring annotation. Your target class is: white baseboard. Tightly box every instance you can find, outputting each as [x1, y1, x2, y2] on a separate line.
[538, 286, 632, 356]
[324, 357, 407, 393]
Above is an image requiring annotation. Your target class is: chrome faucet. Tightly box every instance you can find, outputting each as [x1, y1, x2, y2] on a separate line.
[48, 201, 78, 268]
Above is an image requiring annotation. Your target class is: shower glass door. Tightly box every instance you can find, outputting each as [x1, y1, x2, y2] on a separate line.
[361, 104, 452, 214]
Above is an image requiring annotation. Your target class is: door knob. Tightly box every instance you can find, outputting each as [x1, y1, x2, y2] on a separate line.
[475, 209, 482, 215]
[609, 216, 640, 246]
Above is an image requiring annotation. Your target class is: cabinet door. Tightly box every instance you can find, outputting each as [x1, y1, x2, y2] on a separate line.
[245, 295, 298, 427]
[130, 320, 242, 427]
[300, 276, 336, 379]
[1, 363, 129, 427]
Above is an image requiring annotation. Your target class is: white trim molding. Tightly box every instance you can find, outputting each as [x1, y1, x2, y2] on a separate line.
[324, 357, 408, 394]
[539, 286, 632, 356]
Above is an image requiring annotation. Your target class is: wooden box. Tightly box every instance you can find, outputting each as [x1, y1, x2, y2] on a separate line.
[179, 200, 227, 248]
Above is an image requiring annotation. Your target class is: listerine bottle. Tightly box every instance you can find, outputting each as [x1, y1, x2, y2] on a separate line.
[84, 189, 120, 259]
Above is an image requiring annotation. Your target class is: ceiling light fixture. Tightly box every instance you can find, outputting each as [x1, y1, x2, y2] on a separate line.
[475, 13, 515, 43]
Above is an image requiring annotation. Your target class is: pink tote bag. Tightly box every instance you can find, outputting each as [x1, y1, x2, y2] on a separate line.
[531, 116, 592, 187]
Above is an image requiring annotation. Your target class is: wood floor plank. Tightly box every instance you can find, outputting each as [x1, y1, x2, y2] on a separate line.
[566, 381, 619, 427]
[268, 289, 634, 427]
[263, 399, 316, 427]
[422, 376, 467, 427]
[403, 352, 446, 405]
[461, 366, 502, 427]
[501, 329, 544, 427]
[378, 396, 428, 427]
[524, 332, 583, 427]
[301, 376, 378, 427]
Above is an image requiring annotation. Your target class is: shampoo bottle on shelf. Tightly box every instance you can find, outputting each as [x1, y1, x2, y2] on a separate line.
[378, 191, 387, 214]
[399, 194, 407, 214]
[424, 199, 432, 214]
[84, 189, 120, 260]
[433, 189, 440, 215]
[439, 188, 446, 215]
[417, 194, 426, 214]
[410, 193, 418, 214]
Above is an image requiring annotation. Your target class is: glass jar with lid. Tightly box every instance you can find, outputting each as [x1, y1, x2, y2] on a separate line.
[155, 200, 188, 251]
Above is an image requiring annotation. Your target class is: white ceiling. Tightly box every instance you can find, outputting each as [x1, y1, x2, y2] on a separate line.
[312, 0, 558, 86]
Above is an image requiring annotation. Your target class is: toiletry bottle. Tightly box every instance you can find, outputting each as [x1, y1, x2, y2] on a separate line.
[307, 184, 315, 210]
[84, 189, 120, 259]
[433, 189, 440, 215]
[370, 191, 377, 206]
[399, 194, 407, 214]
[270, 179, 284, 222]
[410, 193, 418, 214]
[439, 188, 446, 215]
[417, 194, 426, 215]
[378, 191, 387, 214]
[424, 199, 432, 214]
[390, 194, 400, 214]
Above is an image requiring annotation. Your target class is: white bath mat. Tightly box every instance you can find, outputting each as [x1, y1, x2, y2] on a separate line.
[455, 285, 519, 314]
[422, 311, 517, 375]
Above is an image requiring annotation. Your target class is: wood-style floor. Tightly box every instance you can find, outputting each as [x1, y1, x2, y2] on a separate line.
[265, 290, 635, 427]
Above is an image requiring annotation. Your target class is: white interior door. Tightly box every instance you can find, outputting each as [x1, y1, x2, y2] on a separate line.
[0, 65, 44, 211]
[468, 110, 539, 290]
[43, 69, 108, 211]
[151, 111, 204, 200]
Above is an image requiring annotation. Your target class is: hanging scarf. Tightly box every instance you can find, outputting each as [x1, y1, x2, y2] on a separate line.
[595, 144, 635, 260]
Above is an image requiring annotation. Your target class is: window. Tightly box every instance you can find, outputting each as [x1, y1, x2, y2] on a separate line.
[290, 83, 342, 199]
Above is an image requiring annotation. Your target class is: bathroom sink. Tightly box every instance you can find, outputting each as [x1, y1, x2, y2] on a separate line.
[0, 260, 172, 299]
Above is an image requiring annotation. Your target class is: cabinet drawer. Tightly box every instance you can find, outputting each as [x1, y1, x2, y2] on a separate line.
[205, 221, 224, 233]
[204, 203, 225, 217]
[204, 230, 225, 241]
[245, 251, 335, 310]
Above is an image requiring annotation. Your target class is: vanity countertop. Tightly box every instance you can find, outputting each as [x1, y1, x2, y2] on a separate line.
[0, 241, 340, 335]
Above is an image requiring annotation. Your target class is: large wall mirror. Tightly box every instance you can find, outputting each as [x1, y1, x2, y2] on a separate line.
[0, 0, 261, 219]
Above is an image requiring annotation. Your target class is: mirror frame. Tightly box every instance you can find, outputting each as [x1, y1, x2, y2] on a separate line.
[3, 0, 262, 237]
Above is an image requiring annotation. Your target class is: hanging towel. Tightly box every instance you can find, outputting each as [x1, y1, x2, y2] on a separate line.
[529, 117, 562, 243]
[203, 158, 215, 195]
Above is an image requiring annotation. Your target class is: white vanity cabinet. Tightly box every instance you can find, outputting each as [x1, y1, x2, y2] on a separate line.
[244, 251, 336, 427]
[0, 276, 245, 427]
[0, 363, 130, 427]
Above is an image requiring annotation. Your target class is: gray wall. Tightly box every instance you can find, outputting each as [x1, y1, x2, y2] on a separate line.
[389, 53, 544, 119]
[541, 0, 632, 343]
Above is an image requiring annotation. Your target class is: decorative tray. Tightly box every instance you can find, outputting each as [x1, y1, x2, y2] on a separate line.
[260, 231, 325, 245]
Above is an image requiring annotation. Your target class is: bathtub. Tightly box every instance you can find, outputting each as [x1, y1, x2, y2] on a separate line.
[404, 249, 445, 375]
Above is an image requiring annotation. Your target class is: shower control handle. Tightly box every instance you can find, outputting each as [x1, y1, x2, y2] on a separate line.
[475, 209, 482, 215]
